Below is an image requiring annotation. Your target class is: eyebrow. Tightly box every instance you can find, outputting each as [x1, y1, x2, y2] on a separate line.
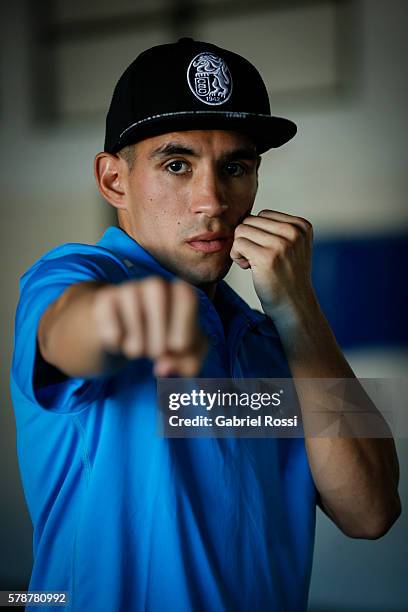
[148, 142, 259, 162]
[223, 147, 259, 162]
[149, 143, 196, 159]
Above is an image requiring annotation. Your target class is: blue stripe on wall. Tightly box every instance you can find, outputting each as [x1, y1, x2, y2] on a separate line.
[311, 233, 408, 349]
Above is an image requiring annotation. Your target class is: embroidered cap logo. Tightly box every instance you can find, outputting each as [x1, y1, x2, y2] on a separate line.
[187, 52, 233, 106]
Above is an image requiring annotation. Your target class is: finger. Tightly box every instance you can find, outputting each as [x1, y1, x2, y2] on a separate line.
[240, 215, 302, 243]
[230, 235, 266, 264]
[154, 349, 206, 378]
[235, 222, 292, 247]
[155, 279, 207, 378]
[256, 210, 313, 235]
[167, 280, 200, 354]
[139, 277, 169, 358]
[93, 288, 125, 353]
[233, 256, 251, 270]
[116, 282, 145, 358]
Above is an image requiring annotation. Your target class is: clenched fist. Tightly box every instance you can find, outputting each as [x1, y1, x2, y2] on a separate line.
[92, 277, 207, 377]
[39, 277, 207, 379]
[230, 210, 316, 325]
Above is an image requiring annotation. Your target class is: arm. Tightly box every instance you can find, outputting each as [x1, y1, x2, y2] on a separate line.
[38, 277, 207, 379]
[273, 292, 401, 539]
[231, 210, 401, 539]
[38, 280, 109, 377]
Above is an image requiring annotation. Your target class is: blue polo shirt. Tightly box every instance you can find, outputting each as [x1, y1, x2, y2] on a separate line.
[11, 226, 316, 612]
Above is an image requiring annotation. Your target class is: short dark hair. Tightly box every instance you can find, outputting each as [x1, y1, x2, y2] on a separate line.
[117, 144, 136, 170]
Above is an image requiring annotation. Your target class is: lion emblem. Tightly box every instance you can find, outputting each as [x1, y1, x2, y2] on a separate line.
[187, 52, 233, 105]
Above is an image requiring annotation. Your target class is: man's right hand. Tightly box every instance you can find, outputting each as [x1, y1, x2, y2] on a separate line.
[92, 277, 207, 377]
[38, 277, 208, 379]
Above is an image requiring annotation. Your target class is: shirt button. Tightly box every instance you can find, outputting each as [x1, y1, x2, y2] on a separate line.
[210, 334, 219, 346]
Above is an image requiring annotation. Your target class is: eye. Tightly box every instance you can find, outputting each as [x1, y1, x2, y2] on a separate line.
[165, 160, 190, 174]
[224, 162, 246, 177]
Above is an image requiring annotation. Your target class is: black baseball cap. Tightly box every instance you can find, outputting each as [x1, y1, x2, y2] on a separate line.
[104, 37, 297, 155]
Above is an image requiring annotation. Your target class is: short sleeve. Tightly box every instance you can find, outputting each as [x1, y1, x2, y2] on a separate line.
[11, 250, 126, 414]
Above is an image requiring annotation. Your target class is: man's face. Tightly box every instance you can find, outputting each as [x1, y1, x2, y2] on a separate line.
[118, 129, 260, 288]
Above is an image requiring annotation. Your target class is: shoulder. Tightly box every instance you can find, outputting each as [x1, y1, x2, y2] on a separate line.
[20, 241, 131, 292]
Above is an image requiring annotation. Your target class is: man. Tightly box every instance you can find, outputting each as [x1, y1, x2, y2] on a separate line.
[11, 37, 400, 611]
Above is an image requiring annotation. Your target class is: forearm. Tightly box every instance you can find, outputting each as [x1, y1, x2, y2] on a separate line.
[271, 294, 401, 538]
[38, 281, 123, 378]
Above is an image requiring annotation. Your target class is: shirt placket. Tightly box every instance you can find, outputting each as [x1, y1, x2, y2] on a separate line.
[197, 292, 231, 377]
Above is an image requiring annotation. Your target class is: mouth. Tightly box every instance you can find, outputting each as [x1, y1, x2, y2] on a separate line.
[186, 232, 230, 254]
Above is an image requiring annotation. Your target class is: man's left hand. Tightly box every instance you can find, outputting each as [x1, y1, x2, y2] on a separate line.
[230, 210, 316, 324]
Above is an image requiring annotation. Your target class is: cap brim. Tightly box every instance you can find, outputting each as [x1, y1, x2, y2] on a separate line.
[110, 111, 297, 154]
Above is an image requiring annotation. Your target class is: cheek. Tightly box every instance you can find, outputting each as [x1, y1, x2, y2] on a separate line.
[229, 191, 255, 223]
[135, 185, 185, 232]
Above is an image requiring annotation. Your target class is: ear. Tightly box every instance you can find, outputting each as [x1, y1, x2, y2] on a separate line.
[94, 152, 128, 209]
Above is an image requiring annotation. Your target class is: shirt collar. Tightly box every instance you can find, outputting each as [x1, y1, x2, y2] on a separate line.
[97, 225, 264, 326]
[97, 225, 174, 280]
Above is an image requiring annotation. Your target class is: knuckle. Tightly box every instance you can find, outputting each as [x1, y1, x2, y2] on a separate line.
[93, 287, 115, 320]
[96, 313, 120, 349]
[275, 237, 288, 253]
[141, 276, 167, 297]
[172, 279, 197, 302]
[170, 324, 201, 354]
[98, 284, 116, 303]
[148, 336, 165, 359]
[234, 225, 244, 237]
[172, 278, 193, 292]
[169, 333, 190, 353]
[183, 356, 202, 377]
[288, 226, 300, 241]
[139, 278, 169, 314]
[122, 337, 144, 359]
[118, 280, 140, 302]
[299, 217, 313, 232]
[142, 275, 165, 288]
[234, 235, 247, 247]
[263, 240, 286, 266]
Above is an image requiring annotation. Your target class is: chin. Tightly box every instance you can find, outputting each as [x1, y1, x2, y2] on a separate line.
[151, 246, 232, 287]
[178, 258, 232, 286]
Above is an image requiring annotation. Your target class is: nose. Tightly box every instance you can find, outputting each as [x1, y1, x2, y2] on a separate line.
[189, 166, 228, 217]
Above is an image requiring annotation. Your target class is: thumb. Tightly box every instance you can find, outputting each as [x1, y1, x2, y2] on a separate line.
[154, 351, 205, 378]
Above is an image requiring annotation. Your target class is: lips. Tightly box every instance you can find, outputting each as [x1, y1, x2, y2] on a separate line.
[187, 232, 230, 254]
